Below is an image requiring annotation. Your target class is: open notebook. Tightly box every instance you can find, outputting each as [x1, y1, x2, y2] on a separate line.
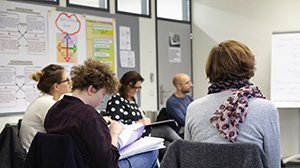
[117, 123, 165, 160]
[119, 136, 165, 160]
[117, 123, 145, 150]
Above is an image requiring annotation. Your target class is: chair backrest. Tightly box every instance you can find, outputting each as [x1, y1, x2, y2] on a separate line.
[160, 139, 269, 168]
[24, 132, 88, 168]
[0, 123, 27, 168]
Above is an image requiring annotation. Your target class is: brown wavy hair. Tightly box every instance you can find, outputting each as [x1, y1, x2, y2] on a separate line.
[70, 59, 119, 94]
[119, 71, 144, 101]
[30, 64, 65, 94]
[206, 40, 256, 83]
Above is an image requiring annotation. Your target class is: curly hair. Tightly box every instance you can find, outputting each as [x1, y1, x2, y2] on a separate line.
[205, 40, 256, 83]
[70, 59, 119, 94]
[30, 64, 65, 93]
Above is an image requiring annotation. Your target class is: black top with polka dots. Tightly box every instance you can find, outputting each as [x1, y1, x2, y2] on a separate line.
[105, 94, 143, 125]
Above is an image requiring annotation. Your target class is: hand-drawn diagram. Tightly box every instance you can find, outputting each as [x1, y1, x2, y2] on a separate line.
[55, 13, 80, 63]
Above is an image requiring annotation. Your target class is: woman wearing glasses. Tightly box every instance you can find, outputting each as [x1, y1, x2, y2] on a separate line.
[106, 71, 150, 125]
[106, 71, 181, 161]
[20, 64, 70, 151]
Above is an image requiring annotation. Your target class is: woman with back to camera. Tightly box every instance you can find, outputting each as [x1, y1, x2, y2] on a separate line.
[185, 40, 280, 168]
[20, 64, 70, 151]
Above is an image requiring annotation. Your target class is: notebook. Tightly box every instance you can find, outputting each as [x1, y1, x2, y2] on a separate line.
[119, 136, 165, 160]
[117, 123, 145, 150]
[145, 119, 176, 127]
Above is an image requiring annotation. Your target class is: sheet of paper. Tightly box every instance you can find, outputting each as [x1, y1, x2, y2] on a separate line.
[119, 26, 131, 50]
[120, 50, 135, 68]
[119, 137, 165, 160]
[117, 123, 144, 149]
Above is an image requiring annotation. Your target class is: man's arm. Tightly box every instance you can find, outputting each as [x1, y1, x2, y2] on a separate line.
[166, 99, 186, 126]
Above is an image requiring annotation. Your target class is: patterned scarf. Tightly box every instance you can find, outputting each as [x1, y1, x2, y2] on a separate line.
[208, 80, 265, 142]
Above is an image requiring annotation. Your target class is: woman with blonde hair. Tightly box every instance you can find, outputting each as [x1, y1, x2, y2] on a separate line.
[20, 64, 70, 151]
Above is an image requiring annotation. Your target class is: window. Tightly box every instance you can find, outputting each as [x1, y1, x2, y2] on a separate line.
[67, 0, 109, 11]
[116, 0, 150, 17]
[157, 0, 190, 22]
[22, 0, 59, 5]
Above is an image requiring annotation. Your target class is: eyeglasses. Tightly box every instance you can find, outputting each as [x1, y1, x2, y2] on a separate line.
[130, 85, 142, 90]
[57, 78, 70, 84]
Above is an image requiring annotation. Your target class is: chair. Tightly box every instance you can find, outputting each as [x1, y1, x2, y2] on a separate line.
[23, 132, 88, 168]
[0, 123, 27, 168]
[156, 108, 178, 132]
[160, 139, 269, 168]
[281, 154, 300, 167]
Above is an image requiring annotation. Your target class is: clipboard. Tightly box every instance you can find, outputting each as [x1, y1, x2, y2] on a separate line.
[145, 119, 176, 128]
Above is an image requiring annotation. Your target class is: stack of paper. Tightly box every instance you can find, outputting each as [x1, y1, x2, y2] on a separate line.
[119, 136, 165, 160]
[117, 123, 145, 150]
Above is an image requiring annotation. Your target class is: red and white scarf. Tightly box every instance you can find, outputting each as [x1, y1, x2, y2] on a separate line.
[208, 80, 265, 142]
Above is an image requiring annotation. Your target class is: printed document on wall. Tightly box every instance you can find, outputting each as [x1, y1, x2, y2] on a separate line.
[168, 32, 181, 63]
[119, 26, 131, 50]
[120, 50, 135, 68]
[85, 15, 117, 72]
[0, 1, 52, 113]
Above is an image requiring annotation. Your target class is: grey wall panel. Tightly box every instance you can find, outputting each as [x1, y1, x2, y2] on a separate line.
[157, 20, 192, 109]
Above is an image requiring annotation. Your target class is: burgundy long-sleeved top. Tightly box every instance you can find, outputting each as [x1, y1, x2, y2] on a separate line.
[44, 95, 120, 168]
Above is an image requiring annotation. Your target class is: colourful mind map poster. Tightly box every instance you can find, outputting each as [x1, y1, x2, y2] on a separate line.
[53, 12, 82, 63]
[86, 16, 116, 72]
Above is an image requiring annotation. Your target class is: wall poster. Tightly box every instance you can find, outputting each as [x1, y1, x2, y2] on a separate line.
[0, 1, 117, 113]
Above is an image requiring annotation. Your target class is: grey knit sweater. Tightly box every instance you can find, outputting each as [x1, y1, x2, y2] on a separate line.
[185, 92, 280, 168]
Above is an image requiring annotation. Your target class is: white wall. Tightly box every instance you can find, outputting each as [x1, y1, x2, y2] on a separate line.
[0, 113, 23, 129]
[139, 0, 157, 111]
[192, 0, 300, 157]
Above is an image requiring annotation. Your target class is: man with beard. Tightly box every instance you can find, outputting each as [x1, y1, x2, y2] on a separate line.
[166, 73, 193, 137]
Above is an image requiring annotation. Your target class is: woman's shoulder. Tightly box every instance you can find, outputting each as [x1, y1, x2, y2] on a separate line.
[109, 93, 123, 101]
[30, 93, 56, 108]
[248, 98, 278, 114]
[189, 92, 232, 107]
[108, 93, 127, 104]
[70, 102, 104, 122]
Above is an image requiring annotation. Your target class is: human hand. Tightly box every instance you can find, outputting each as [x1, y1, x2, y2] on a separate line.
[136, 117, 151, 125]
[103, 116, 113, 124]
[110, 120, 125, 136]
[110, 120, 125, 147]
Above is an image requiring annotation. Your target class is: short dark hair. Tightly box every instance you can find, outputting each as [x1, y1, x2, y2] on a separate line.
[119, 71, 144, 101]
[70, 59, 119, 94]
[31, 64, 65, 94]
[205, 40, 256, 83]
